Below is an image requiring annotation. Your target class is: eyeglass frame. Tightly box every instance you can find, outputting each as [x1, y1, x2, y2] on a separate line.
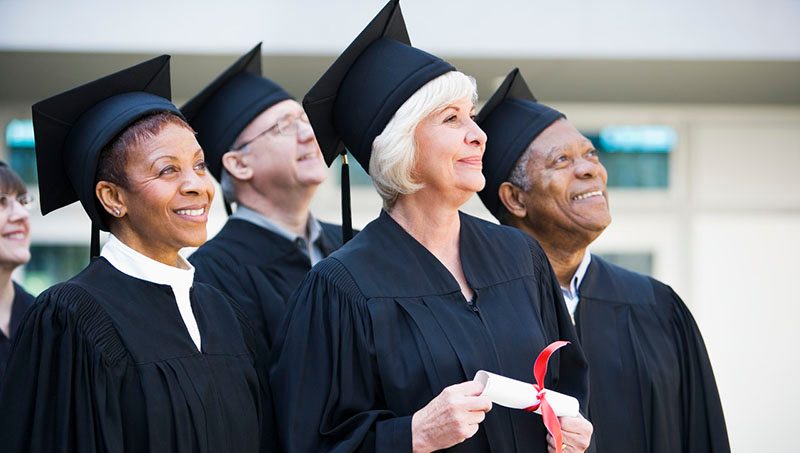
[0, 193, 35, 212]
[230, 112, 311, 152]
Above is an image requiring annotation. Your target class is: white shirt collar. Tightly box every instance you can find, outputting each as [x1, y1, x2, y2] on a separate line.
[561, 250, 592, 321]
[100, 234, 202, 350]
[100, 234, 195, 289]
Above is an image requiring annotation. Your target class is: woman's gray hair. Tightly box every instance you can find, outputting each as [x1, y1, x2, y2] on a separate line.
[370, 71, 478, 209]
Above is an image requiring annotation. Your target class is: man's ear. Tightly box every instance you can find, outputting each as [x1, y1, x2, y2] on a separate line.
[498, 182, 528, 220]
[95, 180, 127, 219]
[221, 150, 253, 181]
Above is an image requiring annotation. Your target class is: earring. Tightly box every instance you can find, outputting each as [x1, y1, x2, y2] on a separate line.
[113, 208, 121, 217]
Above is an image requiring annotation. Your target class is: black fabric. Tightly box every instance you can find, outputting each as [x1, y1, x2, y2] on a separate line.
[181, 43, 292, 181]
[303, 0, 454, 170]
[269, 210, 589, 452]
[32, 55, 181, 231]
[0, 258, 273, 453]
[576, 255, 730, 453]
[476, 68, 564, 218]
[190, 218, 345, 350]
[0, 282, 34, 385]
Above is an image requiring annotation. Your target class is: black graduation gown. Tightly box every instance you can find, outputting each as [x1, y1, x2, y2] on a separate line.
[190, 218, 344, 350]
[0, 282, 34, 385]
[0, 257, 268, 453]
[269, 210, 589, 453]
[576, 255, 730, 453]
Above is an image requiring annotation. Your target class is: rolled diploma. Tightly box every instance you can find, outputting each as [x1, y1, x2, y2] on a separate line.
[473, 370, 579, 417]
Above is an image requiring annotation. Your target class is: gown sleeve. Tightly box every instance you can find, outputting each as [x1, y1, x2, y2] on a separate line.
[192, 252, 284, 350]
[664, 285, 731, 453]
[0, 283, 129, 453]
[269, 258, 410, 453]
[526, 236, 591, 413]
[222, 288, 280, 453]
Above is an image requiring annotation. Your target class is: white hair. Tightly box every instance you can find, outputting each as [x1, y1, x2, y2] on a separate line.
[370, 71, 478, 209]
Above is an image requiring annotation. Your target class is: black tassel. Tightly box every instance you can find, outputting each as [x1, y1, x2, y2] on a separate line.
[223, 197, 233, 216]
[340, 151, 353, 243]
[90, 223, 100, 259]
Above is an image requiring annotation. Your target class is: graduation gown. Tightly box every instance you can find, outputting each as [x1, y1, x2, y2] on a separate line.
[576, 255, 730, 453]
[0, 282, 34, 385]
[190, 218, 344, 350]
[269, 210, 589, 452]
[0, 257, 268, 453]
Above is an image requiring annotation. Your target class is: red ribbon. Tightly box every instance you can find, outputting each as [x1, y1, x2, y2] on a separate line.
[524, 340, 570, 453]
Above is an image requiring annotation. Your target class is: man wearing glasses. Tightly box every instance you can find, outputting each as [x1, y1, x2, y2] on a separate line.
[183, 44, 345, 351]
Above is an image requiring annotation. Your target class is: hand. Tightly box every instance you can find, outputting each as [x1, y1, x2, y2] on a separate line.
[547, 414, 593, 453]
[411, 380, 493, 453]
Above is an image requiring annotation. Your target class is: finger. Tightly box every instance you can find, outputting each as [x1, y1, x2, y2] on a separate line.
[462, 395, 492, 411]
[464, 409, 487, 425]
[449, 380, 485, 396]
[546, 433, 556, 448]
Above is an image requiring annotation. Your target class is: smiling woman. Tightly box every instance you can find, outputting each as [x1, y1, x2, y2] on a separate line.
[268, 2, 593, 452]
[0, 57, 273, 453]
[0, 163, 34, 386]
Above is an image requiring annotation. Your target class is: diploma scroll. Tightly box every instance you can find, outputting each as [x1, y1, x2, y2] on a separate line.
[473, 370, 579, 417]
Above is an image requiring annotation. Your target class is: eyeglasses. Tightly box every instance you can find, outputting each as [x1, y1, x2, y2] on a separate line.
[0, 193, 35, 212]
[231, 112, 311, 151]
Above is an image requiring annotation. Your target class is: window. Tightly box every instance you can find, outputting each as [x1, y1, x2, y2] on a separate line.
[583, 125, 675, 189]
[21, 245, 89, 295]
[595, 251, 653, 275]
[5, 119, 38, 184]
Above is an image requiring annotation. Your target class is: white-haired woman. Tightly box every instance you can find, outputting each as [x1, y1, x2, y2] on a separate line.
[269, 2, 593, 452]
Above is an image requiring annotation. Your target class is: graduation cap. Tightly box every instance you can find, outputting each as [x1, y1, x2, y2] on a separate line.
[303, 0, 455, 241]
[476, 68, 565, 220]
[181, 43, 292, 190]
[32, 55, 182, 257]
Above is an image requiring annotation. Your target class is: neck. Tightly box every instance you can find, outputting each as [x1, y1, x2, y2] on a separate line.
[236, 184, 315, 238]
[389, 195, 461, 255]
[0, 268, 16, 337]
[515, 222, 592, 287]
[0, 268, 15, 303]
[110, 228, 182, 267]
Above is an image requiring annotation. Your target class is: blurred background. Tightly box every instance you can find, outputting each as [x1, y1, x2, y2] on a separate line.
[1, 0, 798, 450]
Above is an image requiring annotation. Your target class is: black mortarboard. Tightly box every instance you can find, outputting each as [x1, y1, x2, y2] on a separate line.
[181, 43, 292, 182]
[477, 68, 565, 219]
[32, 55, 182, 256]
[303, 0, 455, 241]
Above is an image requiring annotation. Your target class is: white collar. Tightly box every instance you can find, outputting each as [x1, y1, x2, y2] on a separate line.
[564, 250, 592, 300]
[100, 234, 195, 289]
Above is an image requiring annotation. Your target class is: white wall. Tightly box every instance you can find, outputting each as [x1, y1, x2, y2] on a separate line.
[1, 0, 798, 59]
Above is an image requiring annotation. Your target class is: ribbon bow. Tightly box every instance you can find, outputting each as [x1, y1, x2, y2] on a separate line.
[524, 340, 570, 453]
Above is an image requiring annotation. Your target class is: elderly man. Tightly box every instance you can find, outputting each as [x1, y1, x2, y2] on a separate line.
[182, 44, 345, 350]
[477, 68, 730, 453]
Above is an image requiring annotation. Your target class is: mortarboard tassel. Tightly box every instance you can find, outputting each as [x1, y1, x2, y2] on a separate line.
[223, 198, 233, 216]
[340, 151, 353, 243]
[90, 223, 100, 259]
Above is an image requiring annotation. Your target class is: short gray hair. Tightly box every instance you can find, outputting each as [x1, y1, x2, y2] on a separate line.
[497, 142, 535, 225]
[370, 71, 478, 209]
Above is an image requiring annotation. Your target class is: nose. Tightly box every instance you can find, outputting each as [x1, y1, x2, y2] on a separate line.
[8, 199, 30, 222]
[575, 157, 601, 179]
[465, 120, 487, 147]
[182, 167, 214, 199]
[296, 118, 315, 143]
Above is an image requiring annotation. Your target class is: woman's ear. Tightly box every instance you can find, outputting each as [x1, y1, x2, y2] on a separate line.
[95, 181, 126, 219]
[221, 151, 254, 181]
[498, 182, 528, 220]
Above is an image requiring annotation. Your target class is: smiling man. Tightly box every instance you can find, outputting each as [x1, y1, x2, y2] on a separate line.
[182, 44, 345, 351]
[477, 69, 730, 453]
